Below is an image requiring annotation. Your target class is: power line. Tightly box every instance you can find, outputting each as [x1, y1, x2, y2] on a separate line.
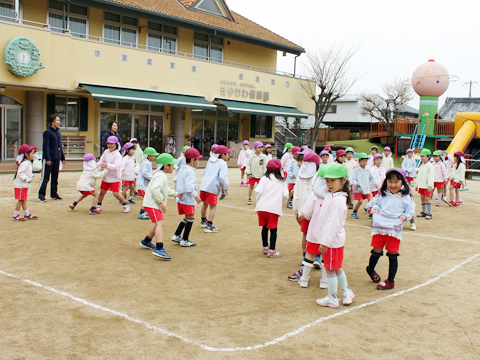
[462, 81, 478, 97]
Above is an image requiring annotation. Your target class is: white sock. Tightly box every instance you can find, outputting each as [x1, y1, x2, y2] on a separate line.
[336, 269, 349, 291]
[320, 262, 328, 282]
[301, 261, 313, 279]
[14, 210, 20, 217]
[24, 209, 30, 216]
[327, 273, 338, 298]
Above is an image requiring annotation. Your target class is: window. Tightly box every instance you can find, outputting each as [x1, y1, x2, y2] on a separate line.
[326, 105, 337, 114]
[48, 0, 88, 37]
[103, 11, 137, 47]
[147, 21, 177, 54]
[194, 32, 223, 62]
[192, 0, 232, 20]
[55, 96, 80, 129]
[251, 115, 272, 138]
[0, 1, 16, 22]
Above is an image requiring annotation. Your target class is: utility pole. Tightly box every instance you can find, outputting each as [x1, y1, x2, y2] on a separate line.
[462, 81, 477, 98]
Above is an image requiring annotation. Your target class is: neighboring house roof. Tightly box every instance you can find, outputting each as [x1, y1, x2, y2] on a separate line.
[438, 97, 480, 120]
[400, 104, 419, 115]
[98, 0, 304, 54]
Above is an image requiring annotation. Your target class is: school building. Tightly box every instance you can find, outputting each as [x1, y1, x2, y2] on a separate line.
[0, 0, 313, 162]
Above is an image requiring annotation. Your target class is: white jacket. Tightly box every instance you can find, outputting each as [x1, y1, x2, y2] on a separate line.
[433, 161, 448, 183]
[292, 177, 313, 215]
[302, 192, 324, 244]
[134, 146, 143, 167]
[120, 155, 138, 181]
[317, 192, 348, 248]
[97, 148, 122, 183]
[237, 148, 251, 167]
[255, 174, 288, 216]
[280, 152, 292, 170]
[452, 162, 466, 183]
[381, 156, 394, 171]
[14, 161, 33, 189]
[344, 158, 356, 182]
[76, 168, 105, 191]
[370, 165, 386, 192]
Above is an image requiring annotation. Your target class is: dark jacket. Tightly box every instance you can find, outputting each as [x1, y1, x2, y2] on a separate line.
[102, 130, 121, 151]
[42, 126, 65, 162]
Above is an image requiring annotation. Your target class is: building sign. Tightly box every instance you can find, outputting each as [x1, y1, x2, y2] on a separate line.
[220, 80, 269, 101]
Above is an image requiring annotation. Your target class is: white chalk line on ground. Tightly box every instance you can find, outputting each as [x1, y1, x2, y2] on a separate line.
[1, 253, 479, 352]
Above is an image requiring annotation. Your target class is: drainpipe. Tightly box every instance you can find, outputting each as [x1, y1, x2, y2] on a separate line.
[293, 54, 301, 77]
[14, 0, 19, 22]
[63, 0, 70, 33]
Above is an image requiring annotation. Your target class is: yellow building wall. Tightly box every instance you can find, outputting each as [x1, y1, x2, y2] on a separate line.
[23, 0, 47, 24]
[89, 7, 103, 39]
[224, 39, 277, 70]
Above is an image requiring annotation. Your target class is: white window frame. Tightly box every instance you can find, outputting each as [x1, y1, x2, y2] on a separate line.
[54, 95, 81, 131]
[103, 12, 138, 48]
[146, 22, 177, 54]
[193, 32, 223, 63]
[47, 1, 89, 37]
[0, 0, 22, 22]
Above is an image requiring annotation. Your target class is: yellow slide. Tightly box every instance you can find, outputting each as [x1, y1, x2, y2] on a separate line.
[446, 113, 480, 154]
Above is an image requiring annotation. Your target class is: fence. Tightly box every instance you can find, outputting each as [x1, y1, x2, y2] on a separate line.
[316, 129, 350, 142]
[394, 118, 419, 135]
[370, 122, 391, 137]
[426, 119, 455, 136]
[359, 130, 371, 139]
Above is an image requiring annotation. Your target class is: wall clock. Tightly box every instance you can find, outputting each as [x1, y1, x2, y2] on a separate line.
[5, 37, 45, 78]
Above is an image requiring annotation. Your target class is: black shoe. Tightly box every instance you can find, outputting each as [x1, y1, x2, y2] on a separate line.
[38, 197, 47, 203]
[50, 195, 63, 200]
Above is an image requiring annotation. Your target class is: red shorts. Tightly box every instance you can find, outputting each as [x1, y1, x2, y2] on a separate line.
[371, 234, 400, 253]
[122, 180, 135, 186]
[100, 181, 121, 192]
[353, 192, 371, 201]
[434, 181, 445, 188]
[248, 178, 261, 186]
[451, 181, 462, 188]
[177, 203, 195, 215]
[200, 190, 217, 205]
[14, 188, 28, 201]
[79, 190, 95, 197]
[322, 246, 344, 270]
[406, 176, 414, 183]
[371, 190, 380, 197]
[137, 190, 145, 197]
[240, 166, 246, 171]
[144, 207, 163, 223]
[288, 183, 295, 190]
[257, 211, 279, 229]
[305, 241, 321, 255]
[300, 219, 310, 233]
[283, 171, 287, 178]
[418, 188, 432, 197]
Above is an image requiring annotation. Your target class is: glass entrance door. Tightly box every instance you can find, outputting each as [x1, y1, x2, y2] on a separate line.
[2, 107, 22, 160]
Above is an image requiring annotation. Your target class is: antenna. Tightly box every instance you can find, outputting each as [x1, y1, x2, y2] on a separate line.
[462, 81, 478, 98]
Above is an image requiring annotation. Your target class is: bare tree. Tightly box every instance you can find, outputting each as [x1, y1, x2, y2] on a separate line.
[359, 78, 414, 137]
[302, 45, 360, 148]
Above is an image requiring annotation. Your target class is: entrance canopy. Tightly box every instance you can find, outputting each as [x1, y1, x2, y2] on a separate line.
[78, 83, 216, 110]
[214, 98, 308, 118]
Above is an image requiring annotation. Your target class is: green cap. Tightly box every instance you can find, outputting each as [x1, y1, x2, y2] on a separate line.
[182, 145, 190, 152]
[156, 153, 177, 165]
[284, 143, 293, 148]
[321, 163, 348, 179]
[420, 148, 431, 156]
[316, 165, 328, 178]
[345, 147, 354, 153]
[433, 150, 442, 156]
[357, 152, 368, 160]
[144, 147, 159, 156]
[371, 146, 378, 150]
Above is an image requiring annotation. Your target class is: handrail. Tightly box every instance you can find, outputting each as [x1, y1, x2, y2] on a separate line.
[0, 16, 315, 81]
[275, 122, 297, 138]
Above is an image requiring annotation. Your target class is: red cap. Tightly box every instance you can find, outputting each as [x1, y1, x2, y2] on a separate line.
[184, 148, 203, 159]
[455, 151, 465, 157]
[18, 144, 37, 155]
[266, 159, 282, 172]
[213, 145, 231, 155]
[292, 146, 301, 155]
[336, 149, 346, 157]
[303, 152, 320, 164]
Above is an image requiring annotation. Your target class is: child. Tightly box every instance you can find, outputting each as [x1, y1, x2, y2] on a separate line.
[172, 148, 203, 247]
[70, 154, 105, 214]
[130, 138, 143, 197]
[175, 146, 190, 175]
[319, 150, 329, 166]
[381, 146, 394, 171]
[120, 142, 138, 204]
[370, 153, 386, 197]
[415, 148, 434, 219]
[286, 146, 301, 208]
[237, 140, 251, 186]
[323, 144, 334, 164]
[335, 149, 346, 165]
[367, 146, 379, 168]
[255, 159, 289, 258]
[442, 150, 454, 204]
[432, 150, 448, 206]
[281, 142, 294, 177]
[351, 153, 378, 219]
[401, 149, 416, 185]
[209, 144, 226, 200]
[96, 136, 130, 213]
[246, 141, 267, 205]
[199, 145, 231, 232]
[265, 144, 273, 161]
[136, 147, 159, 220]
[448, 151, 466, 207]
[139, 153, 177, 259]
[13, 144, 38, 221]
[298, 163, 355, 308]
[365, 168, 415, 290]
[344, 147, 356, 210]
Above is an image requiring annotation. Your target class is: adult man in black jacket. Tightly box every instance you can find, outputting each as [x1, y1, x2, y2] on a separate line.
[38, 114, 65, 202]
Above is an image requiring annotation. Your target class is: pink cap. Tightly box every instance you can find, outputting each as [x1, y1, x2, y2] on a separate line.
[122, 142, 134, 151]
[324, 144, 331, 150]
[303, 152, 320, 164]
[185, 148, 203, 159]
[213, 145, 231, 155]
[265, 144, 272, 149]
[455, 151, 465, 157]
[320, 150, 329, 157]
[406, 148, 414, 153]
[253, 141, 264, 148]
[373, 153, 383, 160]
[292, 146, 301, 155]
[18, 144, 37, 155]
[211, 144, 218, 151]
[107, 135, 119, 144]
[336, 149, 346, 157]
[242, 140, 249, 145]
[299, 149, 314, 155]
[84, 153, 96, 162]
[266, 159, 281, 171]
[384, 146, 391, 152]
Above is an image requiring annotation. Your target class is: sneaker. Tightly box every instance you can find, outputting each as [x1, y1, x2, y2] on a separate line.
[138, 211, 150, 220]
[298, 276, 309, 288]
[220, 193, 226, 200]
[123, 204, 130, 213]
[286, 201, 292, 209]
[247, 199, 252, 205]
[319, 278, 328, 289]
[180, 239, 196, 247]
[410, 223, 416, 231]
[313, 255, 321, 269]
[140, 240, 155, 249]
[204, 226, 219, 233]
[24, 214, 38, 220]
[453, 202, 460, 207]
[350, 212, 359, 219]
[348, 204, 353, 210]
[267, 249, 281, 258]
[288, 269, 302, 282]
[133, 192, 139, 197]
[96, 205, 102, 212]
[12, 214, 25, 221]
[368, 213, 373, 219]
[89, 208, 100, 215]
[37, 197, 47, 203]
[240, 181, 244, 187]
[171, 234, 182, 244]
[425, 214, 432, 220]
[366, 266, 381, 283]
[416, 212, 426, 217]
[50, 195, 62, 200]
[342, 288, 355, 305]
[128, 198, 136, 204]
[200, 220, 208, 228]
[316, 295, 340, 308]
[436, 201, 440, 207]
[444, 198, 453, 206]
[152, 248, 172, 260]
[263, 246, 269, 255]
[377, 280, 395, 290]
[69, 203, 76, 210]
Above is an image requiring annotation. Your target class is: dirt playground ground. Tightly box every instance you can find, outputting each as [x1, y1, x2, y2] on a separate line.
[1, 168, 480, 359]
